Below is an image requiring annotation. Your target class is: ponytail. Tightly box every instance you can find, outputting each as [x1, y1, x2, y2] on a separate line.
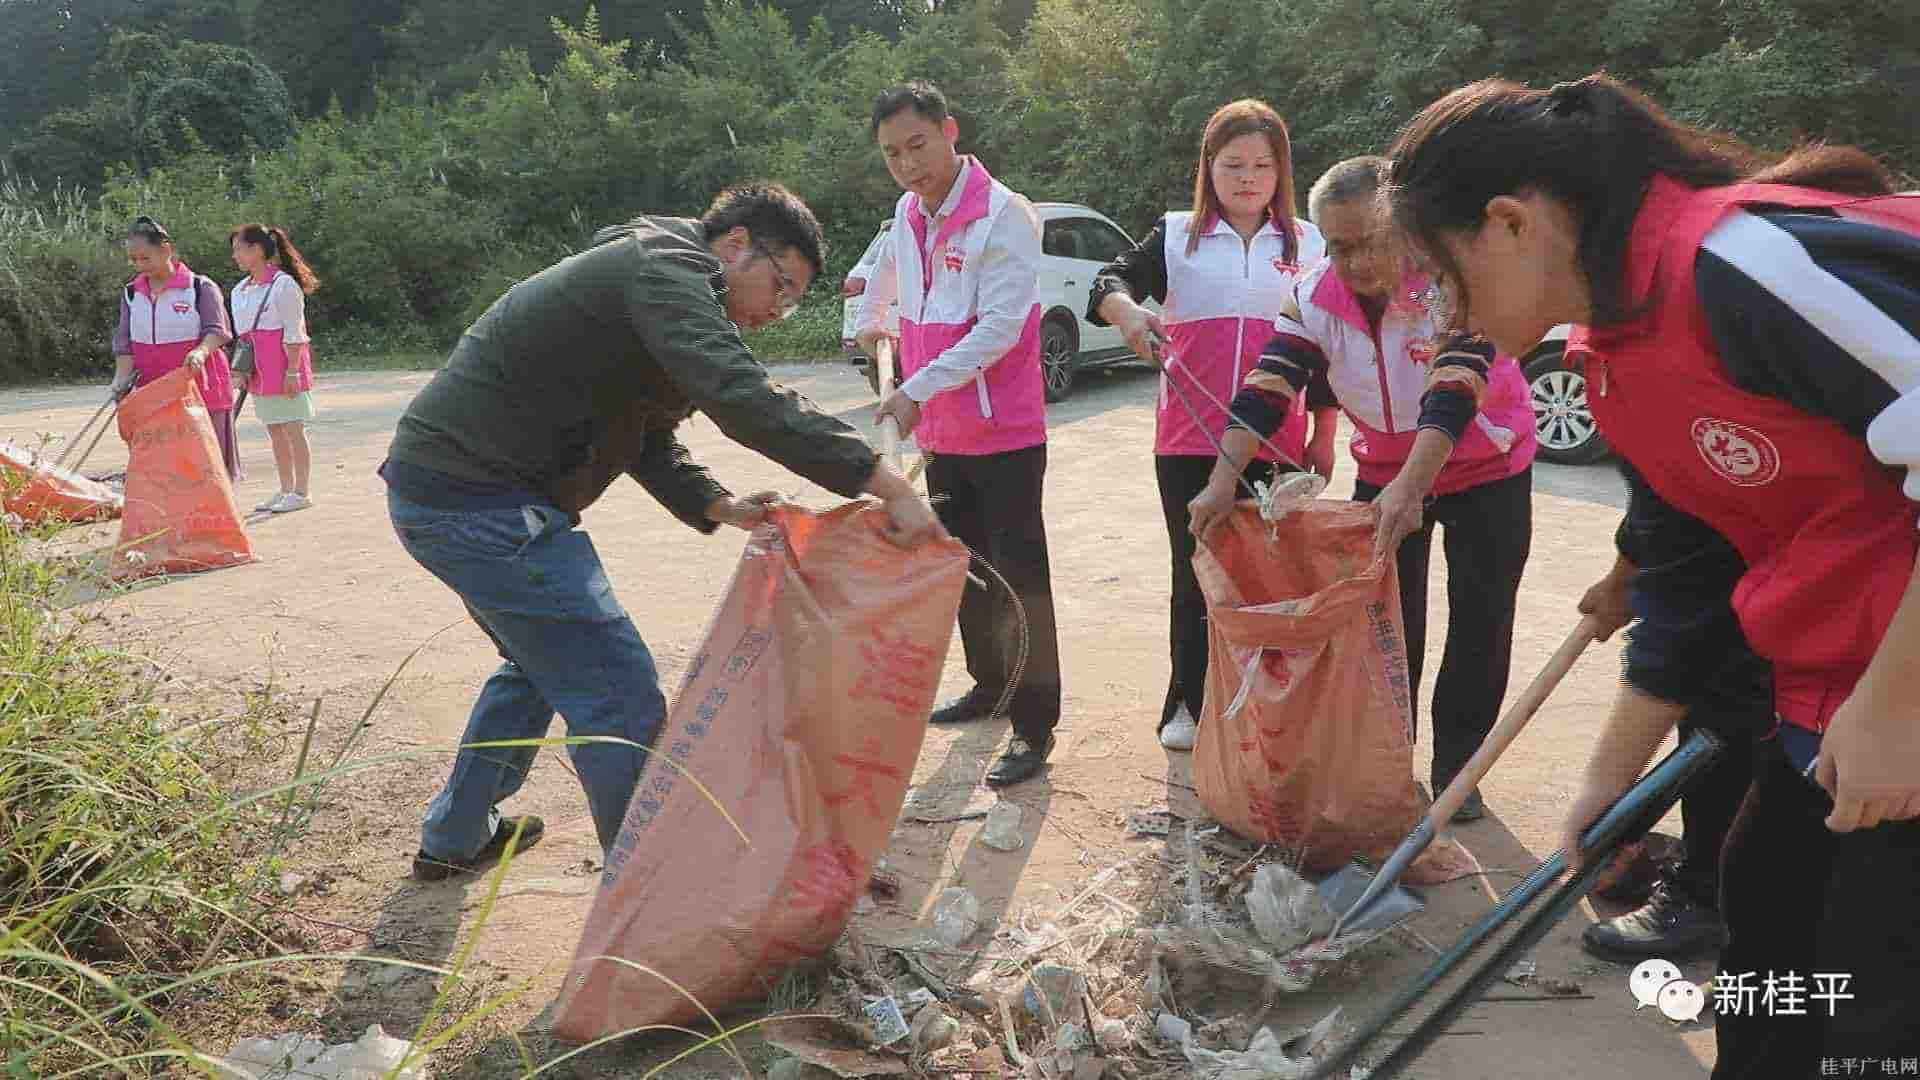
[230, 223, 321, 294]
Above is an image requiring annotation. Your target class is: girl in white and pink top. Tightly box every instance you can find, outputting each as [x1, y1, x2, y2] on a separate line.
[229, 224, 320, 513]
[1089, 99, 1340, 750]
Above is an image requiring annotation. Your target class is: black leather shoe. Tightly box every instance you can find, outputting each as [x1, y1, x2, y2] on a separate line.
[1582, 882, 1727, 962]
[985, 736, 1053, 788]
[412, 815, 545, 882]
[1449, 789, 1487, 824]
[931, 689, 999, 726]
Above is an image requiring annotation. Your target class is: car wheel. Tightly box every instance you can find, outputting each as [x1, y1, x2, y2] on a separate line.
[1041, 318, 1076, 403]
[1524, 345, 1613, 465]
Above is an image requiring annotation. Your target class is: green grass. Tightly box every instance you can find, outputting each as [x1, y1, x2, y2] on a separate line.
[0, 517, 820, 1077]
[0, 522, 276, 1072]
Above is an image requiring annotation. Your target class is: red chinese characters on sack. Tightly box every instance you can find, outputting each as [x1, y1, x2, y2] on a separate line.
[850, 626, 940, 719]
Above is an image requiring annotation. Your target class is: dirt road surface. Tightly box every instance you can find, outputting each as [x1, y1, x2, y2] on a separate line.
[3, 364, 1720, 1077]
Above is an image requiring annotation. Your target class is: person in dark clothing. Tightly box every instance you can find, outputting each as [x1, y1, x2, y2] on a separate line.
[381, 182, 942, 881]
[1577, 463, 1766, 961]
[1386, 72, 1920, 1078]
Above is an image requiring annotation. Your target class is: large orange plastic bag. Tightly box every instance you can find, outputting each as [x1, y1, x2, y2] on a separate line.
[551, 503, 969, 1041]
[113, 368, 254, 579]
[1192, 500, 1420, 873]
[0, 443, 121, 525]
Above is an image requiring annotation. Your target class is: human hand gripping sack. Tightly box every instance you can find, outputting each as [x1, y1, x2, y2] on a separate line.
[708, 492, 784, 531]
[1370, 335, 1496, 559]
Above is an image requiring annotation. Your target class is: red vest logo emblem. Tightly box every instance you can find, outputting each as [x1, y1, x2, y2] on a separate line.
[172, 301, 192, 315]
[1691, 418, 1781, 487]
[1407, 339, 1435, 366]
[943, 247, 964, 274]
[1271, 257, 1299, 274]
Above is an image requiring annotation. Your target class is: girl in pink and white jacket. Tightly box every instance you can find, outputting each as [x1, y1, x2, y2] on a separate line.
[1089, 99, 1339, 750]
[229, 224, 321, 513]
[1189, 157, 1537, 820]
[112, 215, 242, 481]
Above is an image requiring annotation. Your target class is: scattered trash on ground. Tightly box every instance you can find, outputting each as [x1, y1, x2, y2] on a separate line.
[209, 1025, 423, 1079]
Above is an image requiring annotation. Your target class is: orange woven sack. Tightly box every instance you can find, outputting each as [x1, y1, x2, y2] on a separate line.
[1192, 500, 1420, 873]
[113, 368, 253, 579]
[552, 503, 968, 1040]
[0, 443, 121, 525]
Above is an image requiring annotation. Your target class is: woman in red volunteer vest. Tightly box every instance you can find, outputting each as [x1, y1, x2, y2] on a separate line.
[1089, 99, 1338, 751]
[1386, 73, 1920, 1076]
[111, 215, 241, 481]
[229, 224, 321, 514]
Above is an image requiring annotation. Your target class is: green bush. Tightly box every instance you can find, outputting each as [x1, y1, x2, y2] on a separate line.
[743, 291, 846, 362]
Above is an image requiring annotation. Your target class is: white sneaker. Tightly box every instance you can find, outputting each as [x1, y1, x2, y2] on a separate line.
[270, 492, 312, 513]
[255, 492, 286, 512]
[1160, 707, 1198, 751]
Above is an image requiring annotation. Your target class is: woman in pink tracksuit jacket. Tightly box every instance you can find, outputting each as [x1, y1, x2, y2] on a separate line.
[111, 215, 241, 481]
[1189, 156, 1537, 822]
[1089, 98, 1340, 751]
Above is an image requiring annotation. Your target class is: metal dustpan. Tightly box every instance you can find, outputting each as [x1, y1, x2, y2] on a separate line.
[1308, 728, 1728, 1080]
[1316, 857, 1426, 940]
[1320, 618, 1602, 942]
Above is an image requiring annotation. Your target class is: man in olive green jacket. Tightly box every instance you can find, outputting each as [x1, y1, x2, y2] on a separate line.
[381, 182, 940, 880]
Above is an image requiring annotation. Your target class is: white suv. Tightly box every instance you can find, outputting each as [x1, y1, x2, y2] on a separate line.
[841, 203, 1155, 401]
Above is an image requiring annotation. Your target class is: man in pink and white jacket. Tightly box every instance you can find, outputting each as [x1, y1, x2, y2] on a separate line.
[1189, 156, 1538, 823]
[856, 80, 1061, 788]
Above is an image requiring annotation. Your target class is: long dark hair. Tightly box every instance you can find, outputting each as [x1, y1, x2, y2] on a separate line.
[1385, 73, 1894, 327]
[1187, 99, 1301, 264]
[230, 223, 321, 294]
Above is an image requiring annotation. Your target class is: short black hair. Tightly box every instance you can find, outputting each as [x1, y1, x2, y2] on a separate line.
[871, 80, 948, 137]
[700, 181, 827, 276]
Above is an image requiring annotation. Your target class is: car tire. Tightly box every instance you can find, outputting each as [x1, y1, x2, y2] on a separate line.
[1524, 344, 1613, 465]
[1041, 317, 1077, 403]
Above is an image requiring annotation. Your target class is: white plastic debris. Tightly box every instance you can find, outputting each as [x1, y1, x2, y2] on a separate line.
[930, 887, 981, 947]
[211, 1025, 422, 1079]
[980, 799, 1026, 851]
[1245, 864, 1334, 953]
[1154, 1012, 1192, 1046]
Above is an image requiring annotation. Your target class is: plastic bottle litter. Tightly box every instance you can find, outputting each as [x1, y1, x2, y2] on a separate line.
[930, 886, 981, 946]
[980, 799, 1025, 851]
[211, 1025, 423, 1079]
[1019, 961, 1088, 1025]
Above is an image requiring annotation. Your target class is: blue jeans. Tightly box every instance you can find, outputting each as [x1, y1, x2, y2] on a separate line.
[387, 489, 667, 861]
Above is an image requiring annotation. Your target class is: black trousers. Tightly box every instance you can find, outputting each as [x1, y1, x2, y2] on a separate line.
[924, 445, 1062, 743]
[1155, 454, 1278, 729]
[1712, 739, 1920, 1078]
[1354, 468, 1532, 792]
